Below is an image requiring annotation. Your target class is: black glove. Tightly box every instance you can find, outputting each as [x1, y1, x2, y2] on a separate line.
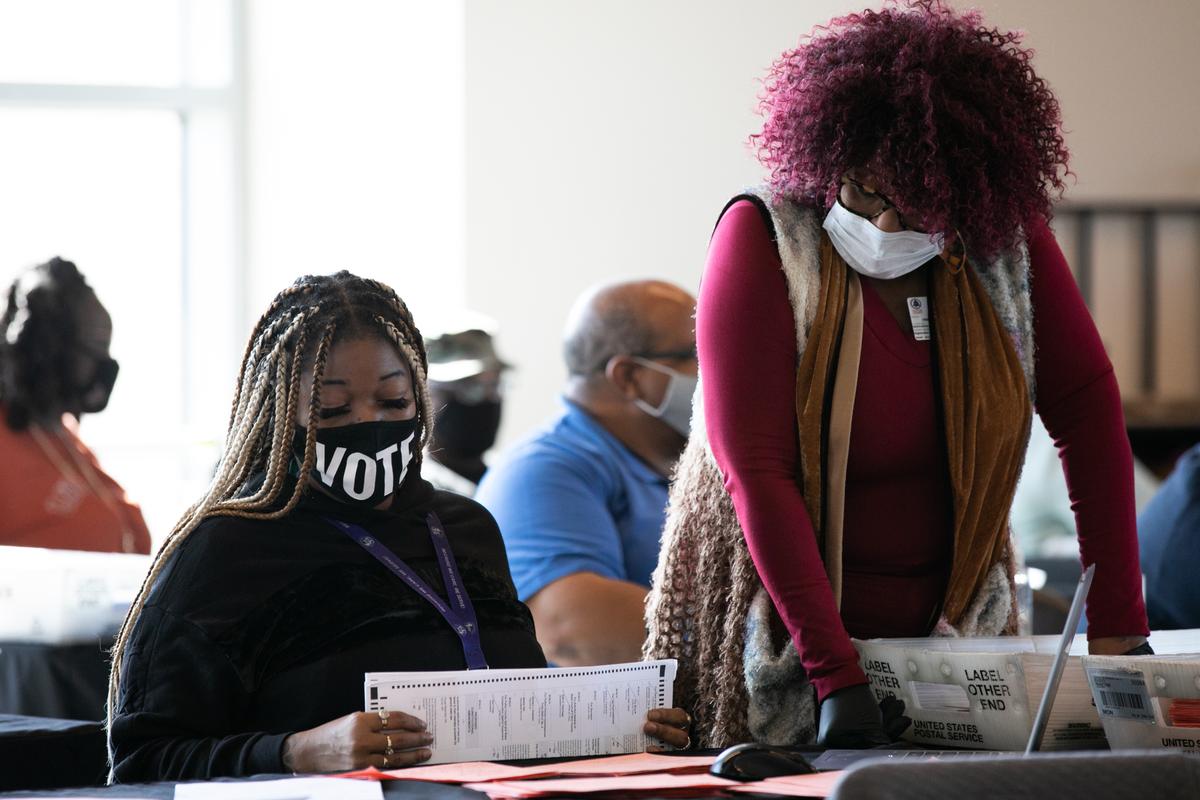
[817, 684, 911, 749]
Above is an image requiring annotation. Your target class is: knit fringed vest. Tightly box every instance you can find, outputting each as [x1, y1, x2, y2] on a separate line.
[644, 189, 1036, 747]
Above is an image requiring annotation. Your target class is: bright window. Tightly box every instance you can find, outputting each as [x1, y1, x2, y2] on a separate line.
[0, 1, 467, 546]
[0, 1, 241, 543]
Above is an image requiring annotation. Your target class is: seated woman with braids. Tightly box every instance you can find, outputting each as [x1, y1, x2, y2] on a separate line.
[108, 272, 689, 782]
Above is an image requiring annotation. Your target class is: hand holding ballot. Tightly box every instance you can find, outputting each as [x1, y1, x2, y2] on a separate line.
[278, 670, 693, 773]
[281, 709, 433, 773]
[643, 707, 692, 750]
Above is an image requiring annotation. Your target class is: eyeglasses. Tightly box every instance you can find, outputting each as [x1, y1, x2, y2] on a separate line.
[631, 345, 697, 363]
[587, 345, 697, 376]
[837, 175, 917, 231]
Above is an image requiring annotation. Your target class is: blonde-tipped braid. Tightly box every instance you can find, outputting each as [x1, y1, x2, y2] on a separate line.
[105, 272, 430, 779]
[103, 325, 324, 762]
[221, 319, 314, 511]
[225, 294, 309, 438]
[375, 315, 433, 463]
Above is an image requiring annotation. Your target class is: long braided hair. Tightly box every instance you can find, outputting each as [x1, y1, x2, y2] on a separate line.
[105, 271, 433, 749]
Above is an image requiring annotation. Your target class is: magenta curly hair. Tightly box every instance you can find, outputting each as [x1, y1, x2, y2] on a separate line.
[753, 0, 1070, 259]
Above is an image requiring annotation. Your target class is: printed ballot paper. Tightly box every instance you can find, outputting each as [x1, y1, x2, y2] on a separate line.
[364, 660, 677, 764]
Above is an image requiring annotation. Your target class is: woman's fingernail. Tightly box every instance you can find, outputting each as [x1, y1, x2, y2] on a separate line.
[422, 733, 434, 744]
[645, 723, 658, 735]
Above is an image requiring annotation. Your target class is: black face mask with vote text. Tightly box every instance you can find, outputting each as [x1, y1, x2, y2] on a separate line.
[292, 418, 420, 508]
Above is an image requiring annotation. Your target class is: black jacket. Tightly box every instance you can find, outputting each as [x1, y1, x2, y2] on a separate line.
[110, 477, 544, 782]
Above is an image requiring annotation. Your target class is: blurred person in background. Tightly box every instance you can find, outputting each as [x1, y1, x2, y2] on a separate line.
[1138, 443, 1200, 631]
[423, 316, 510, 497]
[0, 257, 150, 554]
[476, 280, 697, 666]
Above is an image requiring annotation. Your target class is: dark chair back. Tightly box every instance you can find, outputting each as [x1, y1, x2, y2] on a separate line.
[829, 750, 1200, 800]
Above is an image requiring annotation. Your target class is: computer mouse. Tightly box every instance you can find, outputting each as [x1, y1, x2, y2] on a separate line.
[709, 742, 818, 781]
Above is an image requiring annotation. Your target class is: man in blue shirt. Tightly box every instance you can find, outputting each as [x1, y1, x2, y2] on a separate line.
[476, 280, 697, 666]
[1138, 443, 1200, 630]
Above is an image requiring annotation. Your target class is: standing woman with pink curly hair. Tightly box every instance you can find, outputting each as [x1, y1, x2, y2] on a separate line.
[645, 0, 1151, 749]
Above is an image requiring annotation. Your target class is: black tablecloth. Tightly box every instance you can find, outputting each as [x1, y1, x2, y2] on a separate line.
[0, 776, 488, 799]
[0, 640, 111, 721]
[0, 715, 108, 792]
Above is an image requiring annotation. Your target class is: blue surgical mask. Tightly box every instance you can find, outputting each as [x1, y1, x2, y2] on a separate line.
[631, 358, 697, 437]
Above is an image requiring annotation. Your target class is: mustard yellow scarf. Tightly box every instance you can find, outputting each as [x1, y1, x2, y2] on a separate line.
[795, 234, 1030, 628]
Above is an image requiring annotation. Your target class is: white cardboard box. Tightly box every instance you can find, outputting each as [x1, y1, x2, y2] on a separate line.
[0, 545, 150, 643]
[854, 630, 1200, 752]
[854, 635, 1103, 751]
[1084, 642, 1200, 754]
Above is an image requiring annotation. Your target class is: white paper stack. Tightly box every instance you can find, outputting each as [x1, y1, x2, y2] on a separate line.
[364, 659, 677, 764]
[175, 777, 383, 799]
[1083, 630, 1200, 754]
[0, 545, 150, 643]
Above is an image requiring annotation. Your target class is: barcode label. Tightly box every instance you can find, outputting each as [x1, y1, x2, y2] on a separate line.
[1087, 668, 1156, 724]
[1100, 690, 1145, 711]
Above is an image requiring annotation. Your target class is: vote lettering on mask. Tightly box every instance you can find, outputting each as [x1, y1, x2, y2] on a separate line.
[294, 419, 420, 507]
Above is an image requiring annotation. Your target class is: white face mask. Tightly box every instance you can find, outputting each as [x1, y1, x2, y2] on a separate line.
[822, 200, 945, 280]
[631, 357, 696, 437]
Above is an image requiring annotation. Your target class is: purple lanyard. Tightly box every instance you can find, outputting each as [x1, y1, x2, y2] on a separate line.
[324, 513, 489, 670]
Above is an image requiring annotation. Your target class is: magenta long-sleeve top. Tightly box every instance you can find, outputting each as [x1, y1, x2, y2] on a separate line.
[697, 200, 1150, 701]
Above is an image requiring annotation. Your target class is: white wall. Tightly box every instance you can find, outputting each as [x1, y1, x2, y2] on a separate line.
[465, 0, 845, 445]
[465, 0, 1200, 447]
[248, 0, 466, 328]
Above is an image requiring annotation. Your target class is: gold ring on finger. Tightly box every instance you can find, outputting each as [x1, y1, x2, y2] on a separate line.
[681, 712, 692, 729]
[683, 735, 693, 750]
[386, 734, 393, 749]
[378, 709, 390, 726]
[385, 747, 395, 756]
[382, 754, 390, 768]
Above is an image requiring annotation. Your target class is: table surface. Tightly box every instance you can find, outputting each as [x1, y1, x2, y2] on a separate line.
[0, 750, 736, 799]
[10, 746, 1185, 798]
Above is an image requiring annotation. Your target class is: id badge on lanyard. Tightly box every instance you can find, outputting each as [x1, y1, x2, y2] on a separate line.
[325, 513, 490, 669]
